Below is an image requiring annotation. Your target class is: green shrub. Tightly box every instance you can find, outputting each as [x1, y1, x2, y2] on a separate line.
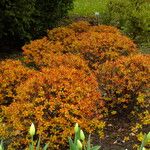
[33, 0, 74, 38]
[102, 0, 150, 42]
[0, 0, 73, 47]
[0, 0, 36, 43]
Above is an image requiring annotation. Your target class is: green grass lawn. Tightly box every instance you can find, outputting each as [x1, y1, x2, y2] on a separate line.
[69, 0, 108, 16]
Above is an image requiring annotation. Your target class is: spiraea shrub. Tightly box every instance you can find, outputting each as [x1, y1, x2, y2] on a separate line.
[97, 54, 150, 115]
[0, 66, 104, 149]
[22, 37, 90, 72]
[22, 37, 63, 67]
[0, 59, 36, 106]
[47, 27, 76, 42]
[89, 25, 121, 34]
[75, 31, 138, 69]
[24, 21, 138, 70]
[0, 21, 144, 149]
[68, 21, 91, 33]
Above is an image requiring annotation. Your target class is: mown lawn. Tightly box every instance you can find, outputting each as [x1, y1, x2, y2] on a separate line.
[69, 0, 108, 16]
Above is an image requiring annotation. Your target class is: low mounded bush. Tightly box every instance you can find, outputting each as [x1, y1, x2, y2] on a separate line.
[22, 37, 64, 67]
[0, 21, 148, 149]
[97, 54, 150, 115]
[68, 21, 91, 33]
[89, 25, 121, 34]
[47, 27, 76, 42]
[75, 31, 138, 69]
[0, 59, 36, 106]
[0, 66, 104, 149]
[24, 21, 138, 70]
[22, 37, 91, 72]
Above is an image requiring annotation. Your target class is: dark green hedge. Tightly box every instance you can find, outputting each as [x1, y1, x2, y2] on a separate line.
[0, 0, 73, 48]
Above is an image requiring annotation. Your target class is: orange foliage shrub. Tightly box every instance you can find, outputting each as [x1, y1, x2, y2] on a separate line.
[47, 27, 79, 54]
[76, 31, 138, 69]
[97, 54, 150, 114]
[22, 37, 64, 65]
[0, 21, 146, 149]
[24, 21, 138, 71]
[68, 21, 91, 33]
[48, 27, 75, 42]
[89, 25, 121, 34]
[0, 66, 104, 149]
[0, 59, 36, 105]
[23, 37, 91, 72]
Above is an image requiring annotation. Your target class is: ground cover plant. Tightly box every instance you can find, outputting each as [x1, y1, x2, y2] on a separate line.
[0, 21, 149, 149]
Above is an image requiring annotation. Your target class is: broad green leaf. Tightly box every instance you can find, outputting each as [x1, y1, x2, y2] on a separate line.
[91, 146, 101, 150]
[43, 143, 49, 150]
[68, 137, 76, 150]
[36, 137, 41, 150]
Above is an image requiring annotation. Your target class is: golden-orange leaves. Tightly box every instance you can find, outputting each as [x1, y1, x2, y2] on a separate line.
[89, 25, 121, 34]
[0, 21, 144, 149]
[23, 21, 138, 71]
[68, 21, 91, 33]
[1, 66, 104, 149]
[0, 59, 36, 105]
[48, 27, 75, 42]
[97, 54, 150, 114]
[76, 31, 138, 62]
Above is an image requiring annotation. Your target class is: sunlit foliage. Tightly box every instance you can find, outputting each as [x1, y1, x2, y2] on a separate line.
[97, 54, 150, 115]
[0, 66, 104, 149]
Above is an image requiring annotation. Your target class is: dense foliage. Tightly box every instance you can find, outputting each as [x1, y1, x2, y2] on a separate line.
[0, 21, 149, 149]
[24, 21, 138, 70]
[0, 65, 104, 149]
[97, 54, 150, 115]
[0, 60, 36, 106]
[0, 0, 73, 47]
[102, 0, 150, 42]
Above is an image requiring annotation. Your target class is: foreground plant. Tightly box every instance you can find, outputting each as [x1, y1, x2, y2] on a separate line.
[29, 123, 49, 150]
[0, 123, 149, 149]
[68, 123, 100, 150]
[0, 140, 3, 150]
[139, 132, 150, 150]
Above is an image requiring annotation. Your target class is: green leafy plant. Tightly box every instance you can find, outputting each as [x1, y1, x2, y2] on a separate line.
[68, 123, 101, 150]
[28, 123, 49, 150]
[0, 140, 4, 150]
[102, 0, 150, 43]
[139, 132, 150, 150]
